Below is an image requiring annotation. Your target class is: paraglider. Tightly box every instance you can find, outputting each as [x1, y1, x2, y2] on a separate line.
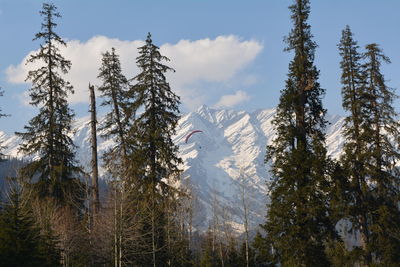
[185, 130, 203, 143]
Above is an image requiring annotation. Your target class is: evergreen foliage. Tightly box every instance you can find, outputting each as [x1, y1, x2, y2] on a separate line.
[96, 47, 143, 267]
[338, 27, 400, 265]
[337, 25, 373, 265]
[97, 47, 131, 161]
[97, 48, 131, 203]
[361, 43, 400, 265]
[252, 231, 273, 266]
[336, 25, 371, 264]
[198, 228, 220, 267]
[238, 241, 255, 267]
[129, 32, 181, 185]
[2, 1, 400, 266]
[261, 0, 334, 265]
[0, 180, 59, 267]
[128, 32, 183, 266]
[15, 3, 82, 204]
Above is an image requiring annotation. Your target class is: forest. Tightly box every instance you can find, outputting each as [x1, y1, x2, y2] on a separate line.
[0, 0, 399, 266]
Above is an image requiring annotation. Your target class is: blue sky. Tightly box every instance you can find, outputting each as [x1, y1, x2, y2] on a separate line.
[0, 0, 399, 134]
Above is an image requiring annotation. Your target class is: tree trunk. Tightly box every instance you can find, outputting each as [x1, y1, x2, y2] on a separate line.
[114, 188, 119, 267]
[89, 84, 100, 217]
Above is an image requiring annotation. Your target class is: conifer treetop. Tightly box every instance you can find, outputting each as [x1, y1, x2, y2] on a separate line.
[16, 3, 81, 203]
[130, 32, 181, 184]
[25, 3, 73, 108]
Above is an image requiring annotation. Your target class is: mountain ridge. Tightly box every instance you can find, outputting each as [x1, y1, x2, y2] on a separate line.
[0, 105, 346, 233]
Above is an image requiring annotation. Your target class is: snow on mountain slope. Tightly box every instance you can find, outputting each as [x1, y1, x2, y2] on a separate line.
[0, 105, 346, 233]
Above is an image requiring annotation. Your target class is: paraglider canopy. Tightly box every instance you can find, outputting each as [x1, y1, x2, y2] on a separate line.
[185, 130, 203, 143]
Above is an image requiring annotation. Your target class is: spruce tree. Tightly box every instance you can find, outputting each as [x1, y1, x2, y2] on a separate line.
[97, 47, 130, 164]
[361, 43, 400, 265]
[96, 47, 133, 266]
[261, 0, 334, 265]
[15, 3, 82, 203]
[199, 228, 219, 267]
[337, 26, 371, 264]
[338, 32, 400, 265]
[129, 32, 182, 266]
[0, 180, 59, 267]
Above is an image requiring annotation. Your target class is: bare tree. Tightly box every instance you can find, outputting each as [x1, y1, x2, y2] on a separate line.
[210, 188, 226, 267]
[89, 83, 100, 216]
[238, 168, 250, 267]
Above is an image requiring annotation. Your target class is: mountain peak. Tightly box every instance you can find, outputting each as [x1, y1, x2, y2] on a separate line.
[0, 107, 346, 234]
[196, 104, 211, 113]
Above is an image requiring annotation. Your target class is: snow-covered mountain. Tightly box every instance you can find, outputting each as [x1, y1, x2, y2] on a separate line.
[0, 105, 346, 233]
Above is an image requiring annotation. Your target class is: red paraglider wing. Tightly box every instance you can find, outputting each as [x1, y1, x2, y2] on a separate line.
[185, 130, 203, 143]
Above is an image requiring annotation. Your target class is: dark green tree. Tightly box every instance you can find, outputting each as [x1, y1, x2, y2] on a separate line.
[252, 231, 273, 266]
[97, 47, 136, 267]
[0, 180, 59, 267]
[238, 241, 255, 267]
[129, 32, 182, 266]
[199, 228, 219, 267]
[361, 43, 400, 265]
[261, 0, 334, 265]
[337, 32, 400, 265]
[337, 26, 371, 265]
[15, 3, 82, 203]
[97, 47, 130, 163]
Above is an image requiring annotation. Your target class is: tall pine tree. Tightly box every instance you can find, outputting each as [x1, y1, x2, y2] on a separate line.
[16, 3, 82, 204]
[261, 0, 334, 265]
[129, 33, 182, 266]
[97, 47, 131, 165]
[361, 43, 400, 265]
[337, 26, 371, 265]
[338, 29, 400, 265]
[96, 48, 133, 266]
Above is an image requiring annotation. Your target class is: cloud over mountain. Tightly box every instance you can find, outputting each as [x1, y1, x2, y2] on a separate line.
[6, 35, 262, 110]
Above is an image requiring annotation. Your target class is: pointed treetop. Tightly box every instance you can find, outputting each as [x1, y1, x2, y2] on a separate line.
[38, 2, 61, 30]
[146, 32, 152, 44]
[364, 43, 391, 64]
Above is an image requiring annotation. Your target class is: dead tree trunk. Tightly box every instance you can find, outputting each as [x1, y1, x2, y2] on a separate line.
[89, 83, 100, 216]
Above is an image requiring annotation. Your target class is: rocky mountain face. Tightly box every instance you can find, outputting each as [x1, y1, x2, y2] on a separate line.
[0, 105, 346, 233]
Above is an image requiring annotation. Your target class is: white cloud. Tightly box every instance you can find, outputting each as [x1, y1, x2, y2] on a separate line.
[6, 36, 144, 104]
[6, 35, 262, 109]
[161, 35, 262, 86]
[214, 90, 251, 109]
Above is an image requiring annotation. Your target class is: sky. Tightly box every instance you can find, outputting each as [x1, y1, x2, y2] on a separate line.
[0, 0, 399, 134]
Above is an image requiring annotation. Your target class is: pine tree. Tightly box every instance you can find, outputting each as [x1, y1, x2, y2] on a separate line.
[129, 32, 182, 266]
[261, 0, 334, 265]
[96, 47, 132, 267]
[15, 3, 82, 203]
[0, 179, 59, 267]
[199, 228, 219, 267]
[337, 27, 400, 266]
[337, 26, 371, 265]
[97, 47, 131, 165]
[252, 231, 273, 266]
[361, 43, 400, 265]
